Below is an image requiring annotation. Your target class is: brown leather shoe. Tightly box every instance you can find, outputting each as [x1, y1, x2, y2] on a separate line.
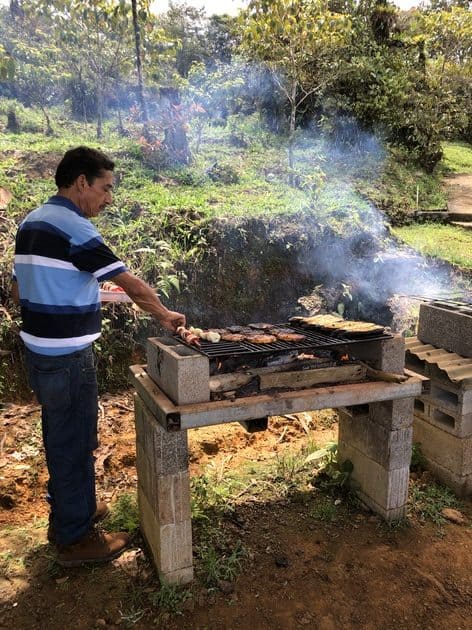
[47, 501, 110, 543]
[56, 528, 130, 567]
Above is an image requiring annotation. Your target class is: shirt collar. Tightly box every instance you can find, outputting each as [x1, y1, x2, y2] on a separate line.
[47, 195, 85, 217]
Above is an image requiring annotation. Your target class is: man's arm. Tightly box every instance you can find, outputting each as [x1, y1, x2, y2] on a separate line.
[111, 271, 186, 332]
[11, 279, 19, 306]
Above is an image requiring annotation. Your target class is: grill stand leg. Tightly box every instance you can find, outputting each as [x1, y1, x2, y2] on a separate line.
[337, 397, 414, 521]
[134, 394, 193, 584]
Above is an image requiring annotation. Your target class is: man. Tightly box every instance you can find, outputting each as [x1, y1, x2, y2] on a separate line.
[12, 146, 186, 567]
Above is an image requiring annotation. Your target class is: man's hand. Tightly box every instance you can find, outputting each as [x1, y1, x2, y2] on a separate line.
[158, 309, 186, 332]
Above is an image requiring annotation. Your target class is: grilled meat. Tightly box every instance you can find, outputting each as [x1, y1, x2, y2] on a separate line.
[221, 333, 246, 342]
[245, 334, 277, 344]
[274, 332, 306, 342]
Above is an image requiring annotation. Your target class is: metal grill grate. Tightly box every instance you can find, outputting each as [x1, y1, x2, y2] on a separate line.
[175, 324, 392, 359]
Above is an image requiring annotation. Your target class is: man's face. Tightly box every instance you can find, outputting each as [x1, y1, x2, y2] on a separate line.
[79, 170, 114, 218]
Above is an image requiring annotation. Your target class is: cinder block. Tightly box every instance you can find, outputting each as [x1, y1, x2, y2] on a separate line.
[134, 395, 189, 475]
[416, 395, 472, 438]
[428, 379, 472, 416]
[418, 303, 472, 358]
[350, 335, 405, 374]
[154, 472, 192, 525]
[338, 440, 410, 515]
[146, 336, 210, 405]
[369, 398, 414, 430]
[136, 441, 156, 502]
[138, 484, 193, 581]
[413, 415, 472, 476]
[338, 411, 412, 470]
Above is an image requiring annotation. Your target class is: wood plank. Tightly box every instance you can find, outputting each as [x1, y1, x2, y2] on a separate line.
[130, 364, 423, 431]
[209, 373, 254, 393]
[177, 379, 422, 429]
[129, 365, 181, 430]
[209, 360, 339, 393]
[259, 365, 366, 390]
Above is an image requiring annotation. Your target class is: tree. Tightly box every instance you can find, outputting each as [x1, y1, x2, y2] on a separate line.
[239, 0, 352, 183]
[11, 0, 135, 138]
[131, 0, 149, 124]
[159, 2, 207, 78]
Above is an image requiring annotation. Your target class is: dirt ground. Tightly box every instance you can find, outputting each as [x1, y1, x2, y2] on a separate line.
[444, 173, 472, 217]
[0, 392, 471, 630]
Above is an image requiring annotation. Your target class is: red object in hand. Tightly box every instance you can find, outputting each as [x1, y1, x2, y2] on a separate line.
[102, 282, 125, 293]
[177, 326, 201, 347]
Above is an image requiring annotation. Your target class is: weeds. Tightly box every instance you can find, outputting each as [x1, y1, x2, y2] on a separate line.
[150, 581, 191, 615]
[197, 541, 246, 588]
[309, 497, 339, 523]
[104, 493, 139, 534]
[409, 480, 461, 525]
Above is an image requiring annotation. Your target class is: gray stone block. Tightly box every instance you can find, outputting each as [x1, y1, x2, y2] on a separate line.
[349, 335, 405, 374]
[413, 415, 472, 476]
[417, 303, 472, 358]
[146, 336, 210, 405]
[338, 440, 410, 514]
[369, 398, 414, 430]
[416, 394, 472, 438]
[138, 485, 193, 583]
[134, 395, 189, 475]
[338, 412, 412, 470]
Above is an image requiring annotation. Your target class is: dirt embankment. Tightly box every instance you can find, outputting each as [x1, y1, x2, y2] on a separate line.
[0, 393, 471, 630]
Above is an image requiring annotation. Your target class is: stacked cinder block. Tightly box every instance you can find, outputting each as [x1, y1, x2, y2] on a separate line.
[134, 393, 193, 584]
[338, 398, 414, 520]
[338, 336, 414, 520]
[406, 331, 472, 498]
[132, 336, 211, 584]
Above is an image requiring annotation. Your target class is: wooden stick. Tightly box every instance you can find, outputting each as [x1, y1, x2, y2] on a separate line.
[359, 361, 408, 383]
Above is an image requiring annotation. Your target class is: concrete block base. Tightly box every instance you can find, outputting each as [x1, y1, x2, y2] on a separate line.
[337, 397, 414, 521]
[338, 440, 409, 520]
[413, 415, 472, 479]
[134, 394, 193, 583]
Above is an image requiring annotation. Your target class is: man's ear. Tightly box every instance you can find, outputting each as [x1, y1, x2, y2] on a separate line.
[76, 174, 88, 191]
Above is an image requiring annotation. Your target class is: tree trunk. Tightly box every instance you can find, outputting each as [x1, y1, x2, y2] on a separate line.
[160, 87, 191, 165]
[96, 85, 103, 139]
[6, 108, 19, 133]
[40, 104, 53, 136]
[288, 79, 297, 186]
[131, 0, 149, 125]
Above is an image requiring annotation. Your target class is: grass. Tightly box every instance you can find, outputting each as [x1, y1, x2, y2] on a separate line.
[409, 479, 461, 526]
[392, 223, 472, 269]
[103, 493, 140, 534]
[442, 141, 472, 174]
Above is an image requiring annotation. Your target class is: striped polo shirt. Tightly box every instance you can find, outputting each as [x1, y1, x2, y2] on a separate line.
[13, 195, 127, 356]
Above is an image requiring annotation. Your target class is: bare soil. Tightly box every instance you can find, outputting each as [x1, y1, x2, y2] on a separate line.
[0, 392, 471, 630]
[444, 174, 472, 217]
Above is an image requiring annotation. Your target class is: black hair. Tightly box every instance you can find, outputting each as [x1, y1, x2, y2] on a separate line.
[55, 146, 115, 188]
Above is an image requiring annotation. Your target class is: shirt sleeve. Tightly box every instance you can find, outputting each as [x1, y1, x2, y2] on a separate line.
[69, 219, 128, 281]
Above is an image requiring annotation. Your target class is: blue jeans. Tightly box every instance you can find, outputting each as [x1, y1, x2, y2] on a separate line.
[25, 345, 98, 545]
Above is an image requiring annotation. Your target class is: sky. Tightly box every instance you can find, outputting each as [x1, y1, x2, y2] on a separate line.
[0, 0, 421, 15]
[151, 0, 420, 16]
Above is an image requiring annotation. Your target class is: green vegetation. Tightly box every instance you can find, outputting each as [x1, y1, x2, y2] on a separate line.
[103, 492, 140, 535]
[409, 480, 461, 526]
[442, 141, 472, 174]
[393, 223, 472, 269]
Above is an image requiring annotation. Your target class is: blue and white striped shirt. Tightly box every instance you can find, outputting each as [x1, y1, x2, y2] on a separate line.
[13, 195, 127, 356]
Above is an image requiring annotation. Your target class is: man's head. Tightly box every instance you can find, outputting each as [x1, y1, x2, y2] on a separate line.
[55, 146, 115, 218]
